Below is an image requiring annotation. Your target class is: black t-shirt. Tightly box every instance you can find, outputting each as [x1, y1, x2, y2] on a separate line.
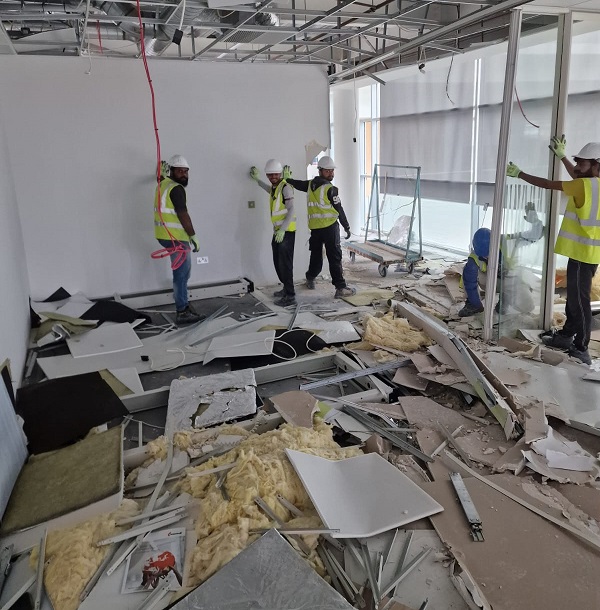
[170, 184, 187, 213]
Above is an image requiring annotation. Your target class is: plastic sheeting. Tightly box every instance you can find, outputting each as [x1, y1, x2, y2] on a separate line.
[172, 530, 353, 610]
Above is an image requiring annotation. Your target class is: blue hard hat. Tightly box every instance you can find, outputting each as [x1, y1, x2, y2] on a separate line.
[472, 228, 491, 258]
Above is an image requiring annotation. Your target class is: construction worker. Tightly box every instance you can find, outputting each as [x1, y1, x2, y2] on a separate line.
[285, 156, 356, 298]
[458, 207, 543, 318]
[507, 138, 600, 365]
[154, 155, 202, 325]
[249, 159, 297, 307]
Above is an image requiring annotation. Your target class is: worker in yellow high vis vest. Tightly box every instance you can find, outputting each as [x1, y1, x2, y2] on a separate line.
[249, 159, 297, 307]
[285, 156, 356, 299]
[507, 137, 600, 365]
[154, 154, 201, 325]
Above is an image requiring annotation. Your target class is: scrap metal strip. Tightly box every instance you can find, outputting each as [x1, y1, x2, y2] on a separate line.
[450, 472, 484, 542]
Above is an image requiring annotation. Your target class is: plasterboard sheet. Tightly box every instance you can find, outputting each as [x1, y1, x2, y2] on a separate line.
[166, 369, 256, 435]
[203, 330, 275, 364]
[37, 317, 237, 378]
[297, 320, 360, 344]
[285, 449, 443, 538]
[54, 300, 93, 319]
[482, 351, 600, 425]
[67, 323, 143, 358]
[171, 529, 353, 610]
[425, 475, 600, 610]
[108, 368, 144, 394]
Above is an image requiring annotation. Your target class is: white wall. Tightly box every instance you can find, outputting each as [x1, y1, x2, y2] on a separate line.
[0, 112, 30, 386]
[0, 57, 330, 299]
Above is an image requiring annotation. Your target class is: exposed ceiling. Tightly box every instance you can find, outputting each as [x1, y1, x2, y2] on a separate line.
[0, 0, 567, 82]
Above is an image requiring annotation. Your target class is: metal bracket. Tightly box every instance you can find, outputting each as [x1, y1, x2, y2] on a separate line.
[299, 360, 409, 391]
[450, 472, 484, 542]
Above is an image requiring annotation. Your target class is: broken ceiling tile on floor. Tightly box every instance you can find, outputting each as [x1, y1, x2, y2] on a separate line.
[202, 329, 275, 364]
[166, 369, 257, 434]
[392, 366, 429, 391]
[171, 530, 354, 610]
[285, 449, 443, 538]
[66, 322, 143, 358]
[297, 320, 361, 344]
[267, 390, 319, 428]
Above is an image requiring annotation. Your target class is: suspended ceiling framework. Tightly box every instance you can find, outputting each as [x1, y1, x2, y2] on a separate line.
[0, 0, 562, 82]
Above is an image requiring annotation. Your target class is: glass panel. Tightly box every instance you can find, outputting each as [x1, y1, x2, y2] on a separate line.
[499, 15, 559, 338]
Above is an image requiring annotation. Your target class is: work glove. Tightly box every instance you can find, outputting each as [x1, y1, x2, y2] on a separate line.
[274, 230, 285, 243]
[189, 235, 200, 253]
[506, 162, 521, 178]
[549, 134, 566, 160]
[524, 202, 539, 223]
[249, 166, 260, 181]
[283, 165, 292, 180]
[160, 160, 169, 180]
[344, 228, 351, 240]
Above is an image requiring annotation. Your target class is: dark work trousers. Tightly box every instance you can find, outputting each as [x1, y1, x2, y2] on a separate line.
[306, 222, 346, 289]
[272, 231, 296, 296]
[558, 258, 598, 351]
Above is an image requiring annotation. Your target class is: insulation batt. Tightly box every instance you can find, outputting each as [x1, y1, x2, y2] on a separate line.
[363, 312, 432, 352]
[176, 422, 361, 585]
[30, 499, 140, 610]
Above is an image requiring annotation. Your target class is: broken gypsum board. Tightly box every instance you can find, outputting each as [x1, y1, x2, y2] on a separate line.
[342, 405, 433, 463]
[187, 312, 276, 347]
[449, 472, 484, 542]
[299, 359, 410, 390]
[443, 451, 600, 551]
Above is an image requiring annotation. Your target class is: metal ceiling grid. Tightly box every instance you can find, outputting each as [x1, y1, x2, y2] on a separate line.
[0, 0, 538, 81]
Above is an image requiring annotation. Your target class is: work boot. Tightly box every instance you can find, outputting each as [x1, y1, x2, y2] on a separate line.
[274, 295, 297, 307]
[273, 289, 286, 297]
[334, 286, 357, 298]
[176, 307, 203, 326]
[306, 277, 316, 289]
[458, 302, 484, 317]
[568, 346, 592, 365]
[540, 330, 573, 350]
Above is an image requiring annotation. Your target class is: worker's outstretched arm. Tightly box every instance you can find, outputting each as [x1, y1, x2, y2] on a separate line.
[549, 135, 577, 179]
[507, 163, 563, 191]
[286, 178, 310, 193]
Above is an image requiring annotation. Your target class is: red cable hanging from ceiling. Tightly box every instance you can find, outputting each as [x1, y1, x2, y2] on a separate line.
[135, 0, 186, 271]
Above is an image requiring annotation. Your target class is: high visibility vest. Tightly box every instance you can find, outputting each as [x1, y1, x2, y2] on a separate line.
[154, 178, 189, 242]
[307, 182, 338, 230]
[555, 177, 600, 264]
[270, 180, 296, 233]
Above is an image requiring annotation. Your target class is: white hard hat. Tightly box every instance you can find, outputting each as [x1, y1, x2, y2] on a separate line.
[168, 154, 189, 169]
[318, 155, 336, 170]
[264, 159, 283, 174]
[574, 143, 600, 161]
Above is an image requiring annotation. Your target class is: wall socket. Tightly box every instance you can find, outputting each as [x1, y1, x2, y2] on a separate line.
[248, 200, 255, 208]
[196, 256, 209, 264]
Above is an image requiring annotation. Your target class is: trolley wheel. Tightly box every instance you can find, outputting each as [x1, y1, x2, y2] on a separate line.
[349, 251, 356, 262]
[378, 264, 388, 277]
[407, 261, 415, 274]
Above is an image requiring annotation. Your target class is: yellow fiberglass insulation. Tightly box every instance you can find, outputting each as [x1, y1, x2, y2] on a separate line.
[177, 422, 361, 586]
[30, 499, 140, 610]
[363, 312, 431, 352]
